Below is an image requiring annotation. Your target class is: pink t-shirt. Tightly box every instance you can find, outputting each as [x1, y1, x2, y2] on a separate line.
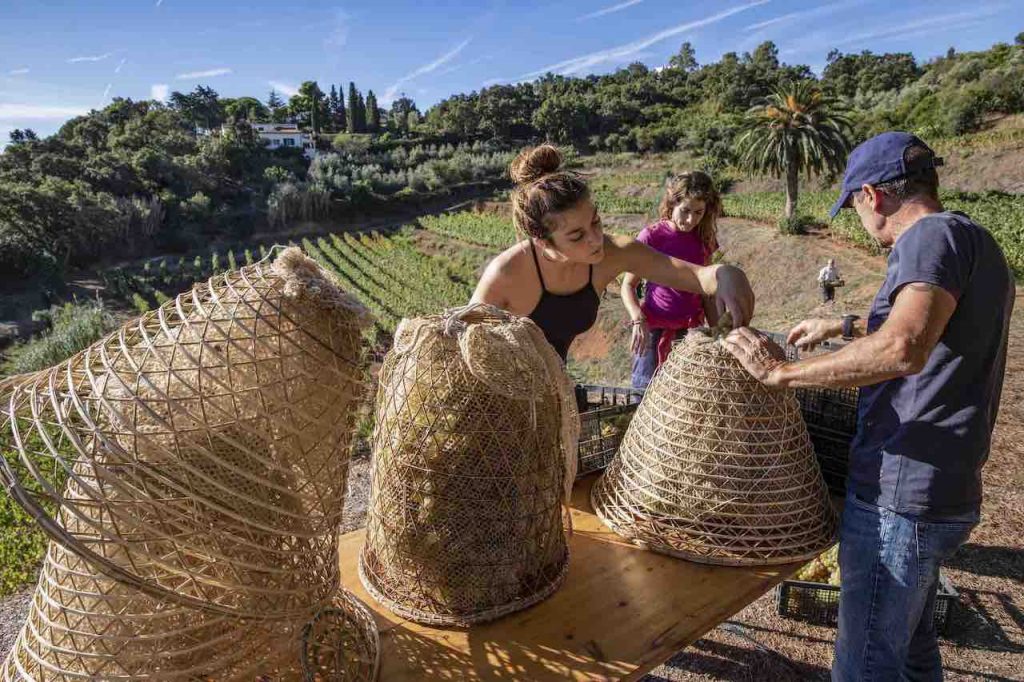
[636, 220, 712, 329]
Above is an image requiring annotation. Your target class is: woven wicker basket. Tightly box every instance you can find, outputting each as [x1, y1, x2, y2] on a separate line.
[0, 248, 380, 680]
[1, 543, 380, 681]
[592, 330, 837, 566]
[359, 304, 579, 626]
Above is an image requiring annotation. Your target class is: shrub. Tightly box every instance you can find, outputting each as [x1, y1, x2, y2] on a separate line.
[777, 215, 820, 235]
[131, 293, 151, 314]
[4, 300, 117, 375]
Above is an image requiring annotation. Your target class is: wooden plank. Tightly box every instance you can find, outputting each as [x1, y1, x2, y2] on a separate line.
[338, 474, 804, 681]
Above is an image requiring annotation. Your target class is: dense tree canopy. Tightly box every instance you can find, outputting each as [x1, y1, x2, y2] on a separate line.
[3, 35, 1023, 281]
[0, 97, 307, 279]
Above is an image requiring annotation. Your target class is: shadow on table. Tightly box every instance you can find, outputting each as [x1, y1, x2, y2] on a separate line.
[641, 635, 831, 682]
[383, 623, 633, 680]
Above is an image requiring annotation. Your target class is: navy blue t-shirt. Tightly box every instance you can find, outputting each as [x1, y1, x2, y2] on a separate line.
[849, 211, 1013, 521]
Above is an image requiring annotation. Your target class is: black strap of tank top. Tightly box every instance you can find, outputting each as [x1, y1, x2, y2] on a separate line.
[531, 242, 594, 293]
[530, 242, 548, 292]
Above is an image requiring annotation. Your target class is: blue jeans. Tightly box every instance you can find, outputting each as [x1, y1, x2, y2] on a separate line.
[832, 492, 976, 682]
[631, 328, 665, 390]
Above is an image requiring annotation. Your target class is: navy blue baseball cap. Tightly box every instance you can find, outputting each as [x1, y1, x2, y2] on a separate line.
[829, 132, 943, 218]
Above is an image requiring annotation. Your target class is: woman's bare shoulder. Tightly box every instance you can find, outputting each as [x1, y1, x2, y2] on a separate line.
[474, 240, 538, 313]
[484, 239, 532, 279]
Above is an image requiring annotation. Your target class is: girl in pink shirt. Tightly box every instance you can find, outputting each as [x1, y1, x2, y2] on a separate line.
[621, 171, 721, 389]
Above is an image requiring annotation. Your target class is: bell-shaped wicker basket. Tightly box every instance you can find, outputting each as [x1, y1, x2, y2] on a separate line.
[359, 304, 579, 626]
[1, 543, 380, 681]
[592, 330, 837, 566]
[0, 248, 380, 680]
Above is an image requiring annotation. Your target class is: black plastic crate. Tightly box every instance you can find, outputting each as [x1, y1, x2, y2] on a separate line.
[776, 573, 958, 635]
[765, 332, 859, 497]
[577, 385, 643, 477]
[805, 427, 851, 497]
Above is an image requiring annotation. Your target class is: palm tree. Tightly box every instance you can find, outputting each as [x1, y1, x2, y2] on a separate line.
[736, 80, 852, 220]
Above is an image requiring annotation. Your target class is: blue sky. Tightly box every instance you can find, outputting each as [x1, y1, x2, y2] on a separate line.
[1, 0, 1021, 143]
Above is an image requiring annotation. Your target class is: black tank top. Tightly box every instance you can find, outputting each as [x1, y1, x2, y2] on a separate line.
[527, 243, 601, 362]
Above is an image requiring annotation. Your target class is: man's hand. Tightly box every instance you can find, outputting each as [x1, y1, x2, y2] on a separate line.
[723, 327, 788, 385]
[787, 318, 843, 351]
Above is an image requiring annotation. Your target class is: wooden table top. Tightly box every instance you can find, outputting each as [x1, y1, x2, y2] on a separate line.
[337, 473, 804, 681]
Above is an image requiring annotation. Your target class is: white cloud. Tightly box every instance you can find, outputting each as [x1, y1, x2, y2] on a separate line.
[521, 0, 770, 79]
[100, 83, 112, 104]
[8, 68, 30, 76]
[0, 103, 91, 120]
[268, 80, 299, 98]
[783, 6, 1001, 56]
[383, 37, 472, 103]
[175, 67, 232, 80]
[114, 57, 127, 73]
[325, 9, 350, 49]
[68, 52, 114, 63]
[744, 1, 865, 32]
[435, 55, 493, 77]
[481, 77, 506, 87]
[578, 0, 644, 22]
[151, 83, 169, 101]
[155, 0, 164, 6]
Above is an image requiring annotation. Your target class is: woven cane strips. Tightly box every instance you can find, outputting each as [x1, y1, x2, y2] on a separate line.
[1, 544, 379, 681]
[592, 331, 836, 566]
[359, 304, 579, 626]
[1, 248, 380, 680]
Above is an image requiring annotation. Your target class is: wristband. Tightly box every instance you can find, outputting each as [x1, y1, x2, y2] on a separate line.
[841, 314, 859, 341]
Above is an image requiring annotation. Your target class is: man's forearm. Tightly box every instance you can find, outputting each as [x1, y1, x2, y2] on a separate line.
[770, 328, 913, 389]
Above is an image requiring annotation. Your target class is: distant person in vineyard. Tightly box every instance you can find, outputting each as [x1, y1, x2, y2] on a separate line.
[818, 257, 843, 304]
[621, 171, 721, 390]
[471, 145, 754, 372]
[723, 132, 1013, 681]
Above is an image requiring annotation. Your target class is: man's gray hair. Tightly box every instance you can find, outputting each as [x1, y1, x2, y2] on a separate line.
[873, 144, 940, 201]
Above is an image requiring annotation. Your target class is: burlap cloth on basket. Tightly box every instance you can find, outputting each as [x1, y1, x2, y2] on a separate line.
[592, 328, 837, 566]
[359, 303, 580, 626]
[0, 247, 380, 680]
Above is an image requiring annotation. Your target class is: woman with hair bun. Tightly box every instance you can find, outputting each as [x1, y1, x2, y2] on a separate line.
[471, 145, 754, 364]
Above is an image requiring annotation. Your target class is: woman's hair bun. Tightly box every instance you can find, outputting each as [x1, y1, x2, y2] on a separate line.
[509, 144, 563, 185]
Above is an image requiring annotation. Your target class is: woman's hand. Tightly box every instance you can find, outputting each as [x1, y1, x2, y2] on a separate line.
[609, 238, 754, 327]
[630, 317, 649, 356]
[787, 318, 843, 351]
[703, 265, 754, 329]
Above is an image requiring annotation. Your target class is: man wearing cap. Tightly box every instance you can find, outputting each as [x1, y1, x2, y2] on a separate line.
[723, 132, 1013, 681]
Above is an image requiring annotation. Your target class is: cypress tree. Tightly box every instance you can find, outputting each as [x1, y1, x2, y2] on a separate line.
[356, 92, 367, 133]
[335, 84, 347, 131]
[328, 84, 341, 132]
[366, 90, 380, 133]
[347, 82, 359, 133]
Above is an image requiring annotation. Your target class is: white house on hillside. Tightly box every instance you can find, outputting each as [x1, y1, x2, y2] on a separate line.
[251, 123, 317, 159]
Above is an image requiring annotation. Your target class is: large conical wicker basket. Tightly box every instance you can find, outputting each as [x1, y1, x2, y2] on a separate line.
[359, 304, 580, 626]
[0, 248, 380, 680]
[592, 330, 837, 566]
